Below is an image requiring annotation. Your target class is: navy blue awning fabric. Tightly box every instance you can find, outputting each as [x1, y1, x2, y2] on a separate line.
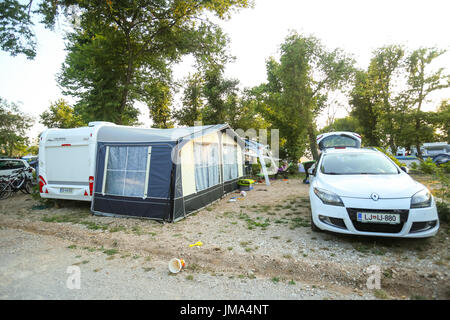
[93, 141, 175, 219]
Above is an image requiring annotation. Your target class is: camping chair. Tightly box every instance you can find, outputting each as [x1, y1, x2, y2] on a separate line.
[274, 162, 292, 179]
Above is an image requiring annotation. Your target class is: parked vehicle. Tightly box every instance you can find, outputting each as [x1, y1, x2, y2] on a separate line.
[432, 153, 450, 166]
[0, 158, 34, 181]
[0, 167, 33, 199]
[308, 147, 439, 238]
[38, 121, 115, 201]
[303, 131, 362, 184]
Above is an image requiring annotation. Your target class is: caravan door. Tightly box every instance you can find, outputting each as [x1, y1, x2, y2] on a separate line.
[316, 132, 362, 151]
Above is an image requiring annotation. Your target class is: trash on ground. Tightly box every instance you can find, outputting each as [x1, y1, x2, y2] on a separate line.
[168, 258, 186, 273]
[189, 241, 203, 247]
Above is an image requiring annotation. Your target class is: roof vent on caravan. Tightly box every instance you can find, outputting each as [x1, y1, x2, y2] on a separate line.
[88, 121, 116, 127]
[316, 132, 362, 151]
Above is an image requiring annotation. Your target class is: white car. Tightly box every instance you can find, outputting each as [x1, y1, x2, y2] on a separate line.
[308, 148, 439, 238]
[0, 158, 35, 180]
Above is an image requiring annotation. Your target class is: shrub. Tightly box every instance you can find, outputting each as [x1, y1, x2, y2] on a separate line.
[442, 162, 450, 174]
[436, 201, 450, 224]
[419, 158, 437, 174]
[251, 163, 261, 175]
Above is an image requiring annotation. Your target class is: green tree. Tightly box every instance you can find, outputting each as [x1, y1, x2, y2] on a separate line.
[349, 70, 382, 146]
[405, 48, 450, 158]
[40, 98, 85, 128]
[0, 0, 36, 59]
[256, 32, 355, 161]
[146, 81, 174, 128]
[57, 0, 250, 125]
[202, 67, 240, 125]
[0, 97, 34, 157]
[320, 116, 361, 134]
[368, 45, 404, 153]
[175, 70, 266, 131]
[435, 99, 450, 143]
[174, 73, 204, 126]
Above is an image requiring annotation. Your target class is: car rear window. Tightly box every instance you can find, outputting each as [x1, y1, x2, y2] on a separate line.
[0, 161, 11, 170]
[318, 135, 360, 150]
[321, 152, 399, 175]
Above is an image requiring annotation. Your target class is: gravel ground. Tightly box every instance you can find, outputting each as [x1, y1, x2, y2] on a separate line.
[0, 176, 449, 300]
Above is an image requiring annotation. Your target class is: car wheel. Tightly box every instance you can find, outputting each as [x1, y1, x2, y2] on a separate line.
[0, 183, 12, 200]
[20, 180, 32, 194]
[310, 210, 322, 232]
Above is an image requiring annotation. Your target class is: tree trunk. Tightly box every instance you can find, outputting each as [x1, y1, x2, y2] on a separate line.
[307, 123, 319, 161]
[415, 115, 423, 159]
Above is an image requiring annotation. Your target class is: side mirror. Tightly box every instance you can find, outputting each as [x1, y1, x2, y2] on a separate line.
[308, 166, 315, 176]
[400, 166, 409, 173]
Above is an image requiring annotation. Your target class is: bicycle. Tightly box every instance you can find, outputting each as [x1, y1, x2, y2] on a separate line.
[0, 168, 32, 200]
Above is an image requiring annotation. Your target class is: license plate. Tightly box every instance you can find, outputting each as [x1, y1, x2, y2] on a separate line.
[357, 212, 400, 224]
[59, 188, 72, 194]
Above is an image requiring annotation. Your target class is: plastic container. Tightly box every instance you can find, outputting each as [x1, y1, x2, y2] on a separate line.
[168, 258, 186, 273]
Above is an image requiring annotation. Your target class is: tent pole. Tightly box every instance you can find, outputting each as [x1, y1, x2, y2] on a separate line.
[257, 146, 270, 186]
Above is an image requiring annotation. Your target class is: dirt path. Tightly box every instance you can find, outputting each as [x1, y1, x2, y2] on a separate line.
[0, 178, 449, 299]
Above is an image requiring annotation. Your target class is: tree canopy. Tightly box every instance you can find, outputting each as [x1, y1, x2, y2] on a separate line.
[0, 97, 34, 157]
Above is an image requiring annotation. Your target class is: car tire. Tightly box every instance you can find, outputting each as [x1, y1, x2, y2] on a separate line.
[0, 183, 12, 200]
[310, 210, 322, 232]
[20, 180, 32, 194]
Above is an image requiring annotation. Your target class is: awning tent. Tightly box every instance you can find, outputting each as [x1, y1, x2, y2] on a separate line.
[91, 124, 245, 222]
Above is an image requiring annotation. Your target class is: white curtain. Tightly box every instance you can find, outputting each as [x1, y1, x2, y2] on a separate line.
[223, 144, 238, 181]
[194, 143, 220, 192]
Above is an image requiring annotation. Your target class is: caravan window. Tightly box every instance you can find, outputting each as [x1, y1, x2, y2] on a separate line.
[223, 144, 238, 181]
[104, 146, 151, 197]
[194, 143, 220, 191]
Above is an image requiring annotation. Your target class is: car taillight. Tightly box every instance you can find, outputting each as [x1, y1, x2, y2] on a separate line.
[89, 176, 94, 196]
[39, 175, 46, 193]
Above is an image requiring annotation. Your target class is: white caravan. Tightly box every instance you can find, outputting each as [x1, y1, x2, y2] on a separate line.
[38, 122, 115, 201]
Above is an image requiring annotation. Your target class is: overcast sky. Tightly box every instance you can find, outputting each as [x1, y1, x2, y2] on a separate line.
[0, 0, 449, 140]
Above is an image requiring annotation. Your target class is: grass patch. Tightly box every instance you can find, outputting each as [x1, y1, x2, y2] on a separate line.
[80, 221, 108, 231]
[289, 217, 309, 228]
[67, 245, 77, 249]
[373, 289, 389, 300]
[186, 275, 194, 281]
[41, 212, 90, 224]
[132, 226, 144, 235]
[109, 225, 126, 233]
[142, 267, 154, 272]
[271, 277, 280, 283]
[103, 249, 119, 256]
[353, 244, 370, 254]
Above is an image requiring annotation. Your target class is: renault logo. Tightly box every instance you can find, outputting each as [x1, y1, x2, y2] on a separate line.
[371, 193, 379, 201]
